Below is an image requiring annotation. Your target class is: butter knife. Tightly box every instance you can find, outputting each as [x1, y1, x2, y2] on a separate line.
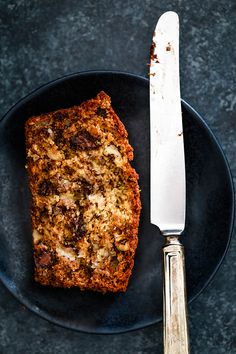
[150, 11, 190, 354]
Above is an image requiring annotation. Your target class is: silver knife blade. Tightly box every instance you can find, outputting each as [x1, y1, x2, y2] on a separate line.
[150, 11, 186, 235]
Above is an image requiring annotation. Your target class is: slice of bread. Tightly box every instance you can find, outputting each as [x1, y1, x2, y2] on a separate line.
[25, 91, 141, 292]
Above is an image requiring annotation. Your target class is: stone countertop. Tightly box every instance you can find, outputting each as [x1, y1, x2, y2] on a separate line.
[0, 1, 235, 353]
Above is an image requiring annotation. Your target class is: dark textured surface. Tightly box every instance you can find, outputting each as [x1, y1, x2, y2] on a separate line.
[0, 0, 235, 353]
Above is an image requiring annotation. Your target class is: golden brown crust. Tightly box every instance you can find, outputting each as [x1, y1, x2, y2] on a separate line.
[25, 91, 141, 292]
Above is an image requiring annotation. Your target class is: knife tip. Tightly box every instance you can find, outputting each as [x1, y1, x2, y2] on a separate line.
[159, 11, 179, 22]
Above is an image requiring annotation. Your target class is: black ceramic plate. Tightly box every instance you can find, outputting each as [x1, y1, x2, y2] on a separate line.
[0, 71, 234, 334]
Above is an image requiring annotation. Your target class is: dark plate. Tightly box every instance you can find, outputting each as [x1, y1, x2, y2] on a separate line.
[0, 71, 234, 334]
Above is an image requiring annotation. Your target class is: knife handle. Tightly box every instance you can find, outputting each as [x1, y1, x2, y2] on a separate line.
[163, 236, 190, 354]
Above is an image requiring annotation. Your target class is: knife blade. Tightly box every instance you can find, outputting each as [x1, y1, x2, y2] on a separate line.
[150, 12, 190, 354]
[150, 11, 185, 235]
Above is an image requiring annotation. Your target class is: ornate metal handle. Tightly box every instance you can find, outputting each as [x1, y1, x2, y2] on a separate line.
[163, 236, 190, 354]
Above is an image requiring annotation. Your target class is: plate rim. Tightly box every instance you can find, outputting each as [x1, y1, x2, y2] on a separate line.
[0, 70, 234, 334]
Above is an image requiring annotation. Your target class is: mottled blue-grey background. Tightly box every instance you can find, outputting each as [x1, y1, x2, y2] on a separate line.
[0, 0, 235, 353]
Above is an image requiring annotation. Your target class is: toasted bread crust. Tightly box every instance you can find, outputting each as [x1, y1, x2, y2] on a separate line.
[25, 91, 141, 292]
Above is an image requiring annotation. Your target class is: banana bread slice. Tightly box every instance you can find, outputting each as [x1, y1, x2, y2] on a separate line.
[25, 91, 141, 292]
